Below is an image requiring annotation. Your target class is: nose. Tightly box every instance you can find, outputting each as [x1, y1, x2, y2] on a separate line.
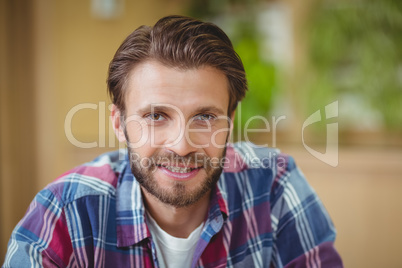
[165, 121, 198, 157]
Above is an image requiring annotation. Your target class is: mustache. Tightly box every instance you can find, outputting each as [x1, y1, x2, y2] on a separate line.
[129, 151, 211, 168]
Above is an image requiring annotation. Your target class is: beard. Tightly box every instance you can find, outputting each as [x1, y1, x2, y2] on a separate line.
[126, 139, 227, 208]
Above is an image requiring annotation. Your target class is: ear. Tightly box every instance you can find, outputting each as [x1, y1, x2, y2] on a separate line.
[110, 104, 127, 143]
[229, 111, 236, 130]
[228, 110, 236, 137]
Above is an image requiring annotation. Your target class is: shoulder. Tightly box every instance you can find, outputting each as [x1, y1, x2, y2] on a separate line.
[43, 149, 128, 205]
[219, 142, 303, 200]
[223, 141, 295, 174]
[218, 142, 295, 199]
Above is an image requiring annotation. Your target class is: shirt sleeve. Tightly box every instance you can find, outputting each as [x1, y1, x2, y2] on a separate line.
[270, 155, 343, 268]
[3, 187, 73, 268]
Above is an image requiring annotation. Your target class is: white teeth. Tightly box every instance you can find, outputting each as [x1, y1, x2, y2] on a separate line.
[163, 166, 193, 173]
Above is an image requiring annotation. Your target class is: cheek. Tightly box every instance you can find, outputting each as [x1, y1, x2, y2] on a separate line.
[128, 141, 157, 163]
[205, 137, 227, 158]
[210, 127, 230, 148]
[124, 116, 150, 147]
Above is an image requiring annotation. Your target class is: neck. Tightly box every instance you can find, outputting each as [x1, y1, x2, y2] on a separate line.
[142, 188, 211, 238]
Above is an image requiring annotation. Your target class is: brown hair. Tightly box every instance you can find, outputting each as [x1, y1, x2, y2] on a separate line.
[107, 15, 247, 115]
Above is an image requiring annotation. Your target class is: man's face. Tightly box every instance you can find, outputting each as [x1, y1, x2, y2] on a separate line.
[116, 61, 232, 208]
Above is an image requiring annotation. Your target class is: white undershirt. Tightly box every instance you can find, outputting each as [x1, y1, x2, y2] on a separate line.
[146, 211, 204, 268]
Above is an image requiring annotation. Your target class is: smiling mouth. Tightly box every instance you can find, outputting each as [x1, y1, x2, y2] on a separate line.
[156, 164, 201, 173]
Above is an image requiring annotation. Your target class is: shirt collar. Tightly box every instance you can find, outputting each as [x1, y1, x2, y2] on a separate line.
[116, 156, 151, 247]
[210, 183, 229, 220]
[115, 153, 230, 248]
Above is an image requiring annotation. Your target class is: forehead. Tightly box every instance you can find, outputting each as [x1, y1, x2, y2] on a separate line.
[125, 61, 229, 115]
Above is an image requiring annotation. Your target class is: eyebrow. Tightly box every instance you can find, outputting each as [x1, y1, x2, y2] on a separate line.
[136, 105, 171, 115]
[193, 106, 225, 116]
[136, 104, 226, 116]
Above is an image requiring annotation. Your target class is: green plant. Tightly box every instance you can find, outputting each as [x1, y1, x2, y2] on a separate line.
[233, 36, 276, 134]
[307, 0, 402, 130]
[187, 1, 278, 138]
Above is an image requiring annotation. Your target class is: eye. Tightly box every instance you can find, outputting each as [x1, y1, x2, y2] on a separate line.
[195, 114, 215, 121]
[146, 113, 165, 121]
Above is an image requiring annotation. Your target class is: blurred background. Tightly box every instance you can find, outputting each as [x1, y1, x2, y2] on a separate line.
[1, 0, 401, 266]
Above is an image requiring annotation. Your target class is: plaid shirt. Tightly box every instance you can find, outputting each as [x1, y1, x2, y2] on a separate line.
[3, 142, 342, 267]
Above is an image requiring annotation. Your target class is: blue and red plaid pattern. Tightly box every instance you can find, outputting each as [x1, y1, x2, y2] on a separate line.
[3, 142, 342, 267]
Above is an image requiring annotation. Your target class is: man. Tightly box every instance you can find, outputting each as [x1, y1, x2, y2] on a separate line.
[3, 15, 342, 267]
